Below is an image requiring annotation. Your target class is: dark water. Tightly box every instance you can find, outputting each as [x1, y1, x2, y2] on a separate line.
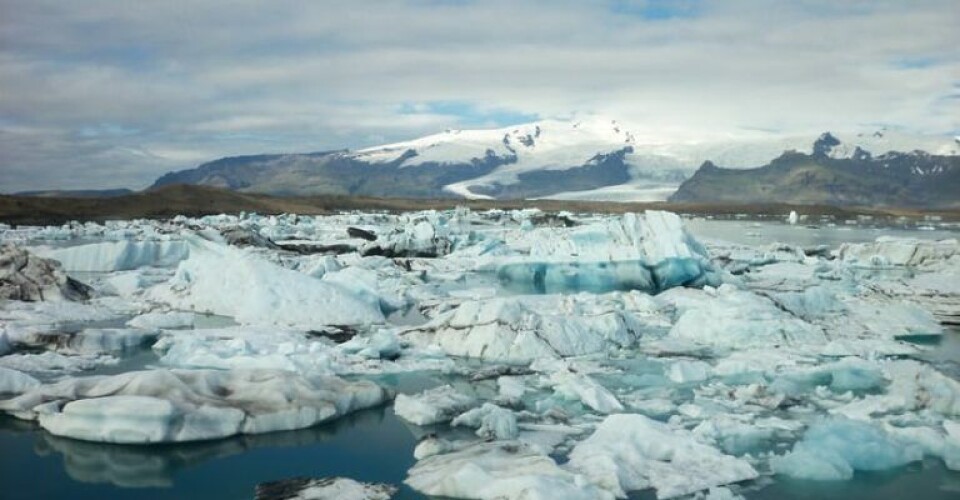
[0, 406, 425, 500]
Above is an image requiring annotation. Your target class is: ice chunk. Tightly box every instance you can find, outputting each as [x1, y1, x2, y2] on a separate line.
[770, 358, 888, 397]
[497, 258, 719, 295]
[550, 372, 624, 414]
[836, 237, 959, 267]
[0, 244, 91, 301]
[150, 238, 384, 327]
[667, 285, 826, 348]
[0, 369, 388, 443]
[0, 366, 41, 395]
[666, 360, 712, 384]
[393, 385, 478, 425]
[254, 477, 397, 500]
[771, 418, 923, 480]
[452, 403, 519, 440]
[406, 441, 612, 500]
[36, 239, 190, 272]
[402, 293, 662, 362]
[66, 328, 159, 355]
[126, 311, 196, 329]
[566, 414, 758, 498]
[497, 260, 655, 295]
[524, 211, 710, 263]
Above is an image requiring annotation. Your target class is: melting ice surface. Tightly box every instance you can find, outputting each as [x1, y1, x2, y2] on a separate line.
[1, 211, 959, 499]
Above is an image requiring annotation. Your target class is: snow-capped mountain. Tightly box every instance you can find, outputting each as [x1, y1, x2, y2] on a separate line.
[151, 117, 959, 204]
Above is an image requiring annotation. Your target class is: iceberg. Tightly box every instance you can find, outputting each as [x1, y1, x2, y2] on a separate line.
[254, 477, 397, 500]
[771, 418, 923, 480]
[451, 403, 519, 440]
[36, 239, 190, 272]
[498, 211, 724, 295]
[393, 384, 478, 426]
[406, 441, 612, 500]
[0, 244, 91, 301]
[565, 413, 758, 498]
[666, 285, 826, 348]
[150, 238, 385, 327]
[0, 369, 389, 443]
[402, 292, 664, 362]
[836, 237, 959, 267]
[0, 367, 41, 395]
[497, 258, 719, 295]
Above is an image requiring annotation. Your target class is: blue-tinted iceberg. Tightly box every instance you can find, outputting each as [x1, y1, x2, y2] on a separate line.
[771, 418, 923, 480]
[497, 258, 720, 295]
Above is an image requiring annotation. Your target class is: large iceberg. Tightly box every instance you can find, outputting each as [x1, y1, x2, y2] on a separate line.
[150, 238, 384, 327]
[402, 292, 666, 362]
[0, 369, 389, 443]
[35, 239, 190, 272]
[499, 211, 724, 295]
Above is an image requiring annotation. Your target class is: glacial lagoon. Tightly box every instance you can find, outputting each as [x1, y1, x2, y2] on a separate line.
[1, 213, 958, 499]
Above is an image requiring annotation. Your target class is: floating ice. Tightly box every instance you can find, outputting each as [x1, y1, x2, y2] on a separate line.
[0, 367, 41, 395]
[406, 441, 612, 500]
[402, 292, 664, 362]
[0, 244, 91, 301]
[452, 403, 519, 440]
[666, 285, 826, 348]
[36, 239, 190, 272]
[150, 238, 385, 327]
[836, 237, 959, 267]
[566, 413, 758, 498]
[254, 477, 397, 500]
[126, 311, 196, 330]
[0, 369, 388, 443]
[393, 385, 478, 426]
[497, 258, 719, 295]
[550, 372, 624, 414]
[771, 418, 923, 480]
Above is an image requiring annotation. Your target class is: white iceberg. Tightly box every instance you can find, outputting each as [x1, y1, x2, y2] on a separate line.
[36, 239, 190, 272]
[150, 238, 384, 327]
[406, 440, 612, 500]
[565, 413, 758, 498]
[393, 384, 478, 426]
[402, 292, 663, 362]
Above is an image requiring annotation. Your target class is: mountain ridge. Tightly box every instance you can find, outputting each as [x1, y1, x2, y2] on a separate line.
[149, 118, 959, 206]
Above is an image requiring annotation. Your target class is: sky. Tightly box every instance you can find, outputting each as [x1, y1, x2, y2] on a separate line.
[0, 0, 957, 192]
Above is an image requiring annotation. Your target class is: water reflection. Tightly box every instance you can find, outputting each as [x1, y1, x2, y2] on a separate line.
[0, 405, 414, 492]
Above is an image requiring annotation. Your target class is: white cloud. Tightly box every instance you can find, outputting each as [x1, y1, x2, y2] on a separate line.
[0, 0, 957, 191]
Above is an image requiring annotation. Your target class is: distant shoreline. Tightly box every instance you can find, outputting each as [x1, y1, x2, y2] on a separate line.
[1, 184, 958, 226]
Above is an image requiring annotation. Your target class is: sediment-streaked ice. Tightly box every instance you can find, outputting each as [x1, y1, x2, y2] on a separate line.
[0, 369, 389, 443]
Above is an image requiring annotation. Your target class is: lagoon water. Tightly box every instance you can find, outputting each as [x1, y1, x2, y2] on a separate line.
[1, 218, 958, 499]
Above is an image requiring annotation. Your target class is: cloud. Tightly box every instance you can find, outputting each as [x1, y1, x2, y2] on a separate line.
[0, 0, 957, 191]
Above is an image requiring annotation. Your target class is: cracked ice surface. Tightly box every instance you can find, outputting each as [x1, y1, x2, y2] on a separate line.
[1, 209, 959, 499]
